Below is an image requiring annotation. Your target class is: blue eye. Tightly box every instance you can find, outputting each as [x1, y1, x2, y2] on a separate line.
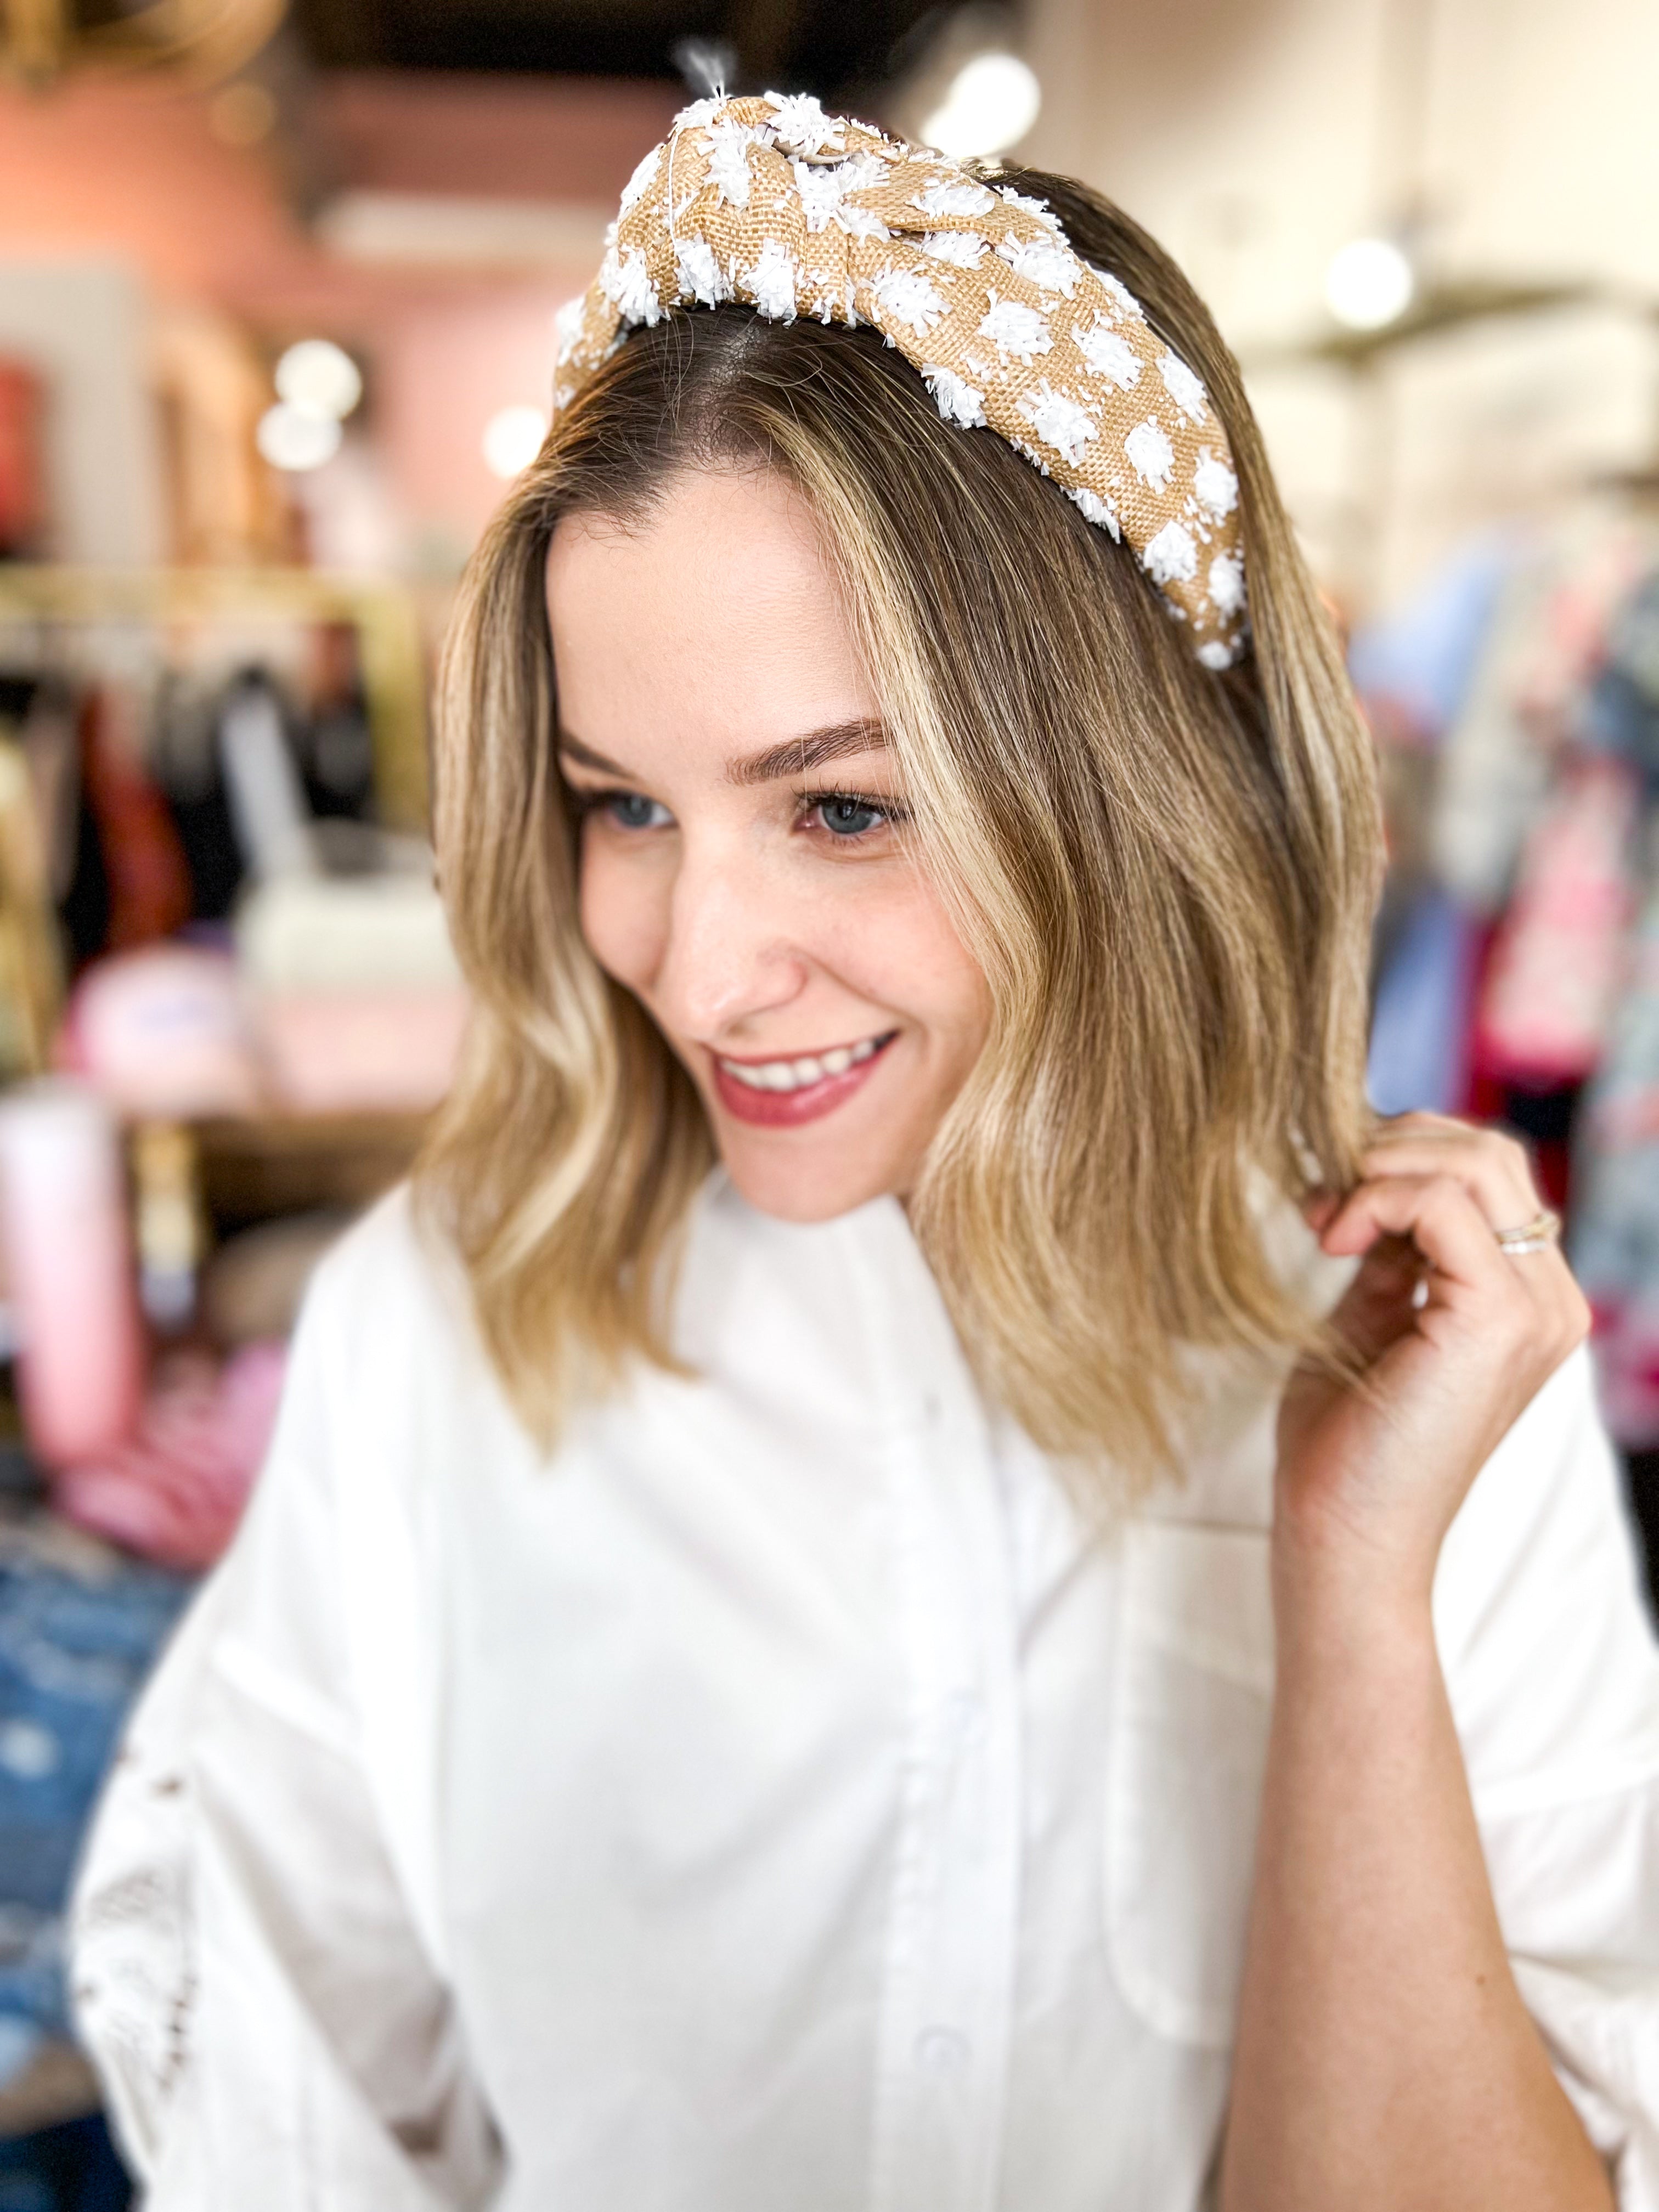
[600, 791, 670, 830]
[816, 795, 886, 838]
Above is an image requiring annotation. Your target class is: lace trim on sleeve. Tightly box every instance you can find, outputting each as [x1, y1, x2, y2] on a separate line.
[71, 1747, 198, 2159]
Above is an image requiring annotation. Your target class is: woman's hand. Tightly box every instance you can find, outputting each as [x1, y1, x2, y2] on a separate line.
[1276, 1111, 1591, 1611]
[1232, 1118, 1615, 2212]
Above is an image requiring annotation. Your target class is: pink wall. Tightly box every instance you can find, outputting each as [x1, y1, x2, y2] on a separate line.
[0, 71, 678, 550]
[320, 73, 677, 203]
[376, 285, 574, 552]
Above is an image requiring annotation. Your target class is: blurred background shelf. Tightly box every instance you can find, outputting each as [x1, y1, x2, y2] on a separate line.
[193, 1104, 427, 1225]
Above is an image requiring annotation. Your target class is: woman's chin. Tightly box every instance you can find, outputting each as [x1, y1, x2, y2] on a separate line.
[713, 1129, 911, 1224]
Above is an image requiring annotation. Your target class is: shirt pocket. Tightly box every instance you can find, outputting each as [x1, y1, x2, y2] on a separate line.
[1105, 1520, 1276, 2049]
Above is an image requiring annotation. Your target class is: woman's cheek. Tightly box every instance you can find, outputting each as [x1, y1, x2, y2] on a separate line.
[868, 873, 992, 1036]
[577, 837, 668, 993]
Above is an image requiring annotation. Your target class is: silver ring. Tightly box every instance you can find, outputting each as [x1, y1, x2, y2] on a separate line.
[1494, 1207, 1562, 1256]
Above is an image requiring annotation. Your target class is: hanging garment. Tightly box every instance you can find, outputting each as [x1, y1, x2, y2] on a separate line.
[1433, 503, 1659, 914]
[1572, 857, 1659, 1447]
[75, 686, 192, 958]
[1476, 755, 1641, 1087]
[70, 1181, 1659, 2212]
[1590, 568, 1659, 794]
[1366, 885, 1480, 1115]
[1348, 532, 1515, 741]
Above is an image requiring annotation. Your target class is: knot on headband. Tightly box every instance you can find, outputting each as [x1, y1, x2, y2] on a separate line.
[554, 93, 1247, 669]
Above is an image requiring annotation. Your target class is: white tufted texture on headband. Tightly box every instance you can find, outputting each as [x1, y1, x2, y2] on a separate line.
[552, 93, 1248, 668]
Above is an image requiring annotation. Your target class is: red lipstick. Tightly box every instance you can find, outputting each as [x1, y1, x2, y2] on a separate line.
[710, 1032, 898, 1128]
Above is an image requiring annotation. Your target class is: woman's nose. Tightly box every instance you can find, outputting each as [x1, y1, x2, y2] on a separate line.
[652, 835, 809, 1039]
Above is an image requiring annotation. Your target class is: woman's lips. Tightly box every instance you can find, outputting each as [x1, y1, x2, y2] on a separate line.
[710, 1032, 898, 1128]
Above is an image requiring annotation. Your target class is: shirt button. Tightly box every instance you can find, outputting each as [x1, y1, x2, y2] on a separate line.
[915, 2026, 970, 2076]
[940, 1691, 986, 1751]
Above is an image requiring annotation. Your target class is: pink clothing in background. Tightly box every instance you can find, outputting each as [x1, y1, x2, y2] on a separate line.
[53, 1340, 287, 1571]
[1477, 757, 1640, 1088]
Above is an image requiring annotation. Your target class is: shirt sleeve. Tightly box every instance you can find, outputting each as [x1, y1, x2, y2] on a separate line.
[68, 1251, 503, 2211]
[1434, 1345, 1659, 2207]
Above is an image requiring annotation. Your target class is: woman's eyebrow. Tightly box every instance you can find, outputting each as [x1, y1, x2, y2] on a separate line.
[556, 731, 631, 776]
[555, 719, 890, 787]
[727, 719, 889, 787]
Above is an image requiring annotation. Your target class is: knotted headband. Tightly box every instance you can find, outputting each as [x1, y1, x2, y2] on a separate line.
[552, 92, 1248, 669]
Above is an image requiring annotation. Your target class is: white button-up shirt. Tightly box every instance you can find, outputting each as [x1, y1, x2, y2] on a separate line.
[71, 1178, 1659, 2209]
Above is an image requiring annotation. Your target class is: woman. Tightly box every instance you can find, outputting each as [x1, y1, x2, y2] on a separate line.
[72, 96, 1659, 2211]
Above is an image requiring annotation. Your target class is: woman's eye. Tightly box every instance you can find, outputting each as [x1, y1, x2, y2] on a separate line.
[600, 791, 670, 830]
[814, 795, 887, 839]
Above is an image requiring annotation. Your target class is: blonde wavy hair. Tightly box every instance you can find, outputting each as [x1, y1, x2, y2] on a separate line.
[420, 165, 1383, 1487]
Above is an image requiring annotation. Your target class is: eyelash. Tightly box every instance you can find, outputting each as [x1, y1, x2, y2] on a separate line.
[799, 787, 911, 840]
[569, 786, 910, 843]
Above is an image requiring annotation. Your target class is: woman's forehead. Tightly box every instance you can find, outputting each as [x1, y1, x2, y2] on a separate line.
[546, 470, 878, 771]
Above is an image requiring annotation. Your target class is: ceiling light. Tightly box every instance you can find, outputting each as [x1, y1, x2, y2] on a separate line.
[274, 339, 363, 422]
[1324, 236, 1415, 331]
[257, 403, 342, 472]
[482, 405, 548, 481]
[920, 50, 1041, 157]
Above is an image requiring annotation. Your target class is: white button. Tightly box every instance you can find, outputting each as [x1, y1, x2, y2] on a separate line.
[922, 1391, 943, 1424]
[915, 2025, 970, 2075]
[940, 1690, 986, 1751]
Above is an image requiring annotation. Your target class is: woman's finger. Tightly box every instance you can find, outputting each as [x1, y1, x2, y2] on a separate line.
[1323, 1169, 1590, 1364]
[1320, 1171, 1526, 1302]
[1300, 1188, 1344, 1235]
[1361, 1119, 1542, 1237]
[1367, 1109, 1480, 1146]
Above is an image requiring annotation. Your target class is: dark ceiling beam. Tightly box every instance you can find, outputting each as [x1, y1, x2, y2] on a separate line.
[283, 0, 945, 88]
[723, 0, 806, 88]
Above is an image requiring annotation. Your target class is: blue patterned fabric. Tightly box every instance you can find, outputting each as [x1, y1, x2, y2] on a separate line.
[0, 1519, 193, 2095]
[0, 2113, 132, 2210]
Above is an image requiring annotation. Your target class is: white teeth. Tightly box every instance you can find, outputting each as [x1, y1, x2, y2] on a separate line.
[719, 1034, 889, 1093]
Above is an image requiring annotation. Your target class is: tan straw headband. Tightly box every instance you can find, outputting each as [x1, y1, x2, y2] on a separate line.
[553, 93, 1248, 669]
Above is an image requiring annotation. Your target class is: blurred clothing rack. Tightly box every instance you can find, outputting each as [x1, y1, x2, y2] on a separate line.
[0, 567, 430, 831]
